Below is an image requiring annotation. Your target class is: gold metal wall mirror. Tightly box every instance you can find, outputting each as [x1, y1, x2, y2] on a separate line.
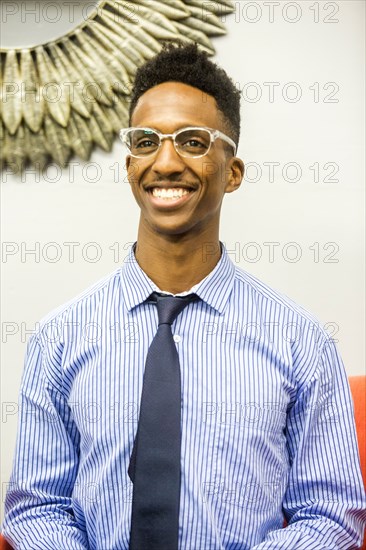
[0, 0, 234, 173]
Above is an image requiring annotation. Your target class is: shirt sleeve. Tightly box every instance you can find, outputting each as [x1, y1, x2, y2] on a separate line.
[2, 334, 89, 550]
[251, 337, 366, 550]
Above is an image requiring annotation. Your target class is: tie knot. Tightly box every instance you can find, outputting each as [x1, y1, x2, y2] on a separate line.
[150, 292, 197, 326]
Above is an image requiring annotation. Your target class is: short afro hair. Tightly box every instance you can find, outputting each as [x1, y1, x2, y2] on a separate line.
[128, 42, 241, 147]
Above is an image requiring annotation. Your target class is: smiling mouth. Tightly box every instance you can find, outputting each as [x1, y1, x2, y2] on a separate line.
[146, 186, 196, 202]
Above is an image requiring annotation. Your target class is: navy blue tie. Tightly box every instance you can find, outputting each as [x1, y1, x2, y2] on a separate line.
[129, 292, 197, 550]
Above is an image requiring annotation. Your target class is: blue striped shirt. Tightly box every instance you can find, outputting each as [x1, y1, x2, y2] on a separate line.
[3, 243, 366, 549]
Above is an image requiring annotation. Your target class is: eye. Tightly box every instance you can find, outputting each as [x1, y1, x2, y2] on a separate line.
[133, 134, 160, 152]
[136, 139, 156, 149]
[177, 129, 211, 153]
[182, 139, 206, 149]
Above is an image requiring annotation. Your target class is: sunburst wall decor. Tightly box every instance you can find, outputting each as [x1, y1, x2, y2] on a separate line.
[0, 0, 234, 172]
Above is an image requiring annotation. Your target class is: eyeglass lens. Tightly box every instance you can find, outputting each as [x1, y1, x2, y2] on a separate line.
[126, 128, 212, 157]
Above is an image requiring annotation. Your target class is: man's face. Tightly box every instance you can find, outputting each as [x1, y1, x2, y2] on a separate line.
[126, 82, 243, 240]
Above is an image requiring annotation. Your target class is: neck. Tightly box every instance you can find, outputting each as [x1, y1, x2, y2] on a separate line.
[134, 230, 222, 295]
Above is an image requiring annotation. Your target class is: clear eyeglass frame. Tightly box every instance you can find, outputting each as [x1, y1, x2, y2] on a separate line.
[119, 126, 237, 159]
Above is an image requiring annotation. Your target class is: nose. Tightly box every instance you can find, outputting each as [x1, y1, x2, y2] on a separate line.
[150, 137, 186, 176]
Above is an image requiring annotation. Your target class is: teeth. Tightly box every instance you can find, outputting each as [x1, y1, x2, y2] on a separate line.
[151, 187, 191, 200]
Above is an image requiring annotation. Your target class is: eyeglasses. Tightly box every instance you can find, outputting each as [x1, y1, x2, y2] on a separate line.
[119, 126, 237, 158]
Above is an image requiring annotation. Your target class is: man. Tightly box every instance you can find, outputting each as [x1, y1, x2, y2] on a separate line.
[2, 43, 365, 549]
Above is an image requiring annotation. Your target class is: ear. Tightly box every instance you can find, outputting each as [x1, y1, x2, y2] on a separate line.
[125, 154, 135, 186]
[225, 156, 245, 194]
[126, 154, 131, 171]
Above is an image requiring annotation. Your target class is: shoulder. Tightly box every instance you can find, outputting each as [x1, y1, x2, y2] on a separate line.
[34, 267, 123, 340]
[233, 265, 328, 340]
[234, 265, 319, 322]
[232, 266, 340, 385]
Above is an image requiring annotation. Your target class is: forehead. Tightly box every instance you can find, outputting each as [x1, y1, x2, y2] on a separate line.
[131, 81, 223, 132]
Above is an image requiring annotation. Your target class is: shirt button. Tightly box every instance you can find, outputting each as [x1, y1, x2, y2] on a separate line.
[173, 335, 181, 343]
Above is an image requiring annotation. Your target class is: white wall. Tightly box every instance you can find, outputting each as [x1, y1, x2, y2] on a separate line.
[1, 0, 365, 521]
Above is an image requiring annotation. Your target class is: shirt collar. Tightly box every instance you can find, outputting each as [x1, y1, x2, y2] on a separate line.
[121, 242, 236, 315]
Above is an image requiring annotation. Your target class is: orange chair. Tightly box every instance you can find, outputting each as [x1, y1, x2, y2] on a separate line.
[349, 376, 366, 489]
[0, 534, 11, 550]
[1, 376, 365, 549]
